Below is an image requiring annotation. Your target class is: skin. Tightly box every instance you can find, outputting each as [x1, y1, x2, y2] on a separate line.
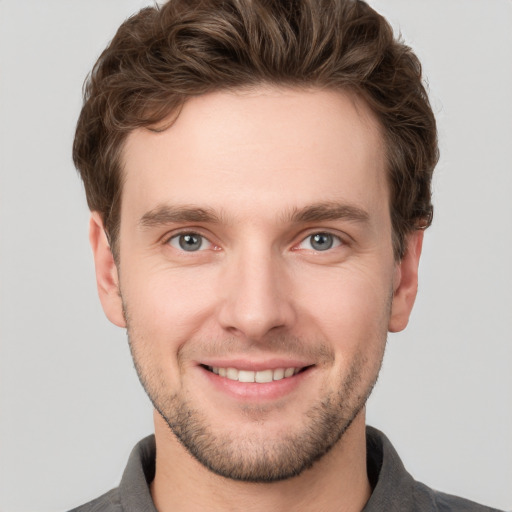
[90, 87, 423, 512]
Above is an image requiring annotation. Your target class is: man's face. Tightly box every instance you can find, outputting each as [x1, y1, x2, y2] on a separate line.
[93, 87, 420, 482]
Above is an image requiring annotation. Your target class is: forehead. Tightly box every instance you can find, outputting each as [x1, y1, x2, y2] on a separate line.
[120, 87, 387, 223]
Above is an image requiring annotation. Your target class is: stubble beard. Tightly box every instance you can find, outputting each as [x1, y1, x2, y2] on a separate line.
[126, 327, 386, 483]
[154, 357, 379, 483]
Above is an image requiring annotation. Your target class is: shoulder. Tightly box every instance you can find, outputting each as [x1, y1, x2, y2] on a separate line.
[414, 480, 504, 512]
[66, 435, 156, 512]
[67, 487, 121, 512]
[365, 426, 504, 512]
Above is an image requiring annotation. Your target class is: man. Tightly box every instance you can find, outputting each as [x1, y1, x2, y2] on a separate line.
[70, 0, 502, 510]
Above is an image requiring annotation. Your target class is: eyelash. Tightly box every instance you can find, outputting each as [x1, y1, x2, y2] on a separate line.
[294, 232, 343, 252]
[165, 230, 345, 253]
[166, 231, 215, 252]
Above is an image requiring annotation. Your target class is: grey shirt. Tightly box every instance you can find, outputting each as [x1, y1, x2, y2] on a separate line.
[69, 426, 503, 511]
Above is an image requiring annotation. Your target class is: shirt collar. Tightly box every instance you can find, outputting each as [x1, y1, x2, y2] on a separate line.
[363, 426, 416, 510]
[119, 434, 157, 512]
[117, 426, 414, 511]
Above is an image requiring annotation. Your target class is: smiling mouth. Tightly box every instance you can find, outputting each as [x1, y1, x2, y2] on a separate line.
[202, 365, 311, 383]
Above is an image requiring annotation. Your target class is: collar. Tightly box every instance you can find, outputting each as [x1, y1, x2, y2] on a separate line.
[117, 426, 416, 512]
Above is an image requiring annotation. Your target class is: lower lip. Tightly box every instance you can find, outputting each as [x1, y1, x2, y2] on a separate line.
[200, 366, 314, 401]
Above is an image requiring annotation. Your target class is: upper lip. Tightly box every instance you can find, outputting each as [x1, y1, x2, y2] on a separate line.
[198, 359, 314, 371]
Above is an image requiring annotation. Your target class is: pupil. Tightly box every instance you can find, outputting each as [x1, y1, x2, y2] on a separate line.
[179, 234, 201, 251]
[312, 233, 333, 251]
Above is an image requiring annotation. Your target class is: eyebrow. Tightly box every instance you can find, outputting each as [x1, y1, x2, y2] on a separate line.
[138, 201, 370, 229]
[139, 205, 222, 228]
[284, 202, 370, 224]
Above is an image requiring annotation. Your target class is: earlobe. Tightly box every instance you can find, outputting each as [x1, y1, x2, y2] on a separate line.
[388, 230, 424, 333]
[89, 212, 126, 328]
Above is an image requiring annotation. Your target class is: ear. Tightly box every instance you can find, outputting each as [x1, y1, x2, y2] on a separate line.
[388, 230, 424, 333]
[89, 212, 126, 328]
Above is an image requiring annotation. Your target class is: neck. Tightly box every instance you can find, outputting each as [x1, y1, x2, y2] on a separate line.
[150, 410, 371, 512]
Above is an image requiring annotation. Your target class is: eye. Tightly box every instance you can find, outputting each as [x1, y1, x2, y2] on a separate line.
[297, 232, 342, 252]
[168, 232, 212, 252]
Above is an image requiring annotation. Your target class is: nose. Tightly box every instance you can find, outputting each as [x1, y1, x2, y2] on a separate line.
[217, 245, 296, 341]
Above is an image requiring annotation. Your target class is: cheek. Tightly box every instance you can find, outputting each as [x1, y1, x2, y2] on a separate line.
[294, 263, 393, 346]
[122, 264, 220, 340]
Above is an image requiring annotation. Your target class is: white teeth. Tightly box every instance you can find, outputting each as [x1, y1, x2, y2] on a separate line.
[255, 369, 273, 383]
[273, 368, 285, 381]
[284, 367, 295, 378]
[210, 366, 302, 382]
[226, 367, 238, 380]
[238, 370, 255, 382]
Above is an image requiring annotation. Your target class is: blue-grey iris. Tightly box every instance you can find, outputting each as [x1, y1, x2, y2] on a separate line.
[179, 234, 202, 251]
[311, 233, 334, 251]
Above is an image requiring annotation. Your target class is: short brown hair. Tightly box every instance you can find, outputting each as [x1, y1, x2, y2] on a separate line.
[73, 0, 438, 260]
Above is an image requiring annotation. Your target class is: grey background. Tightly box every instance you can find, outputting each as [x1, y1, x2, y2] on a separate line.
[0, 1, 511, 511]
